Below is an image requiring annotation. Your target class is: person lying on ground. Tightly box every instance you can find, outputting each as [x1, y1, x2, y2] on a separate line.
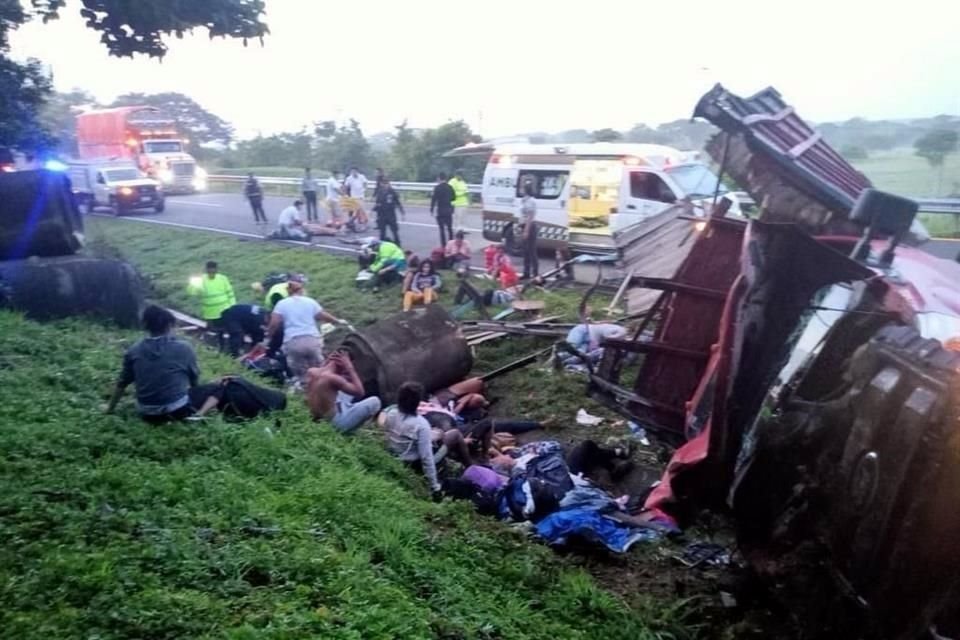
[304, 351, 382, 433]
[428, 376, 489, 418]
[561, 308, 628, 368]
[403, 259, 442, 311]
[380, 382, 474, 496]
[105, 305, 200, 424]
[186, 375, 287, 421]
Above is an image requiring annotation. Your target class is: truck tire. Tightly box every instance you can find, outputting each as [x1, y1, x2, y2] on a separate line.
[110, 197, 124, 217]
[0, 256, 145, 328]
[155, 198, 165, 213]
[76, 196, 91, 216]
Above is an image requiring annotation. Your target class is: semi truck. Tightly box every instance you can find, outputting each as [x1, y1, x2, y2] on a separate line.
[75, 106, 207, 193]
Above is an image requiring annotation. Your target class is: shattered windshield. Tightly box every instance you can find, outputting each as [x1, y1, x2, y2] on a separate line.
[666, 164, 728, 199]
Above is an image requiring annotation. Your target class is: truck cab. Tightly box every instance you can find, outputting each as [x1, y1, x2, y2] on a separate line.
[139, 138, 207, 192]
[68, 160, 164, 216]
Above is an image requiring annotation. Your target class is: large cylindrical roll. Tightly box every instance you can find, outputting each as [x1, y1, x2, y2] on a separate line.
[340, 304, 472, 404]
[0, 256, 144, 328]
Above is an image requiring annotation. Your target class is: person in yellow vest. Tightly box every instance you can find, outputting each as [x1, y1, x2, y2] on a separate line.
[187, 260, 236, 350]
[448, 170, 470, 232]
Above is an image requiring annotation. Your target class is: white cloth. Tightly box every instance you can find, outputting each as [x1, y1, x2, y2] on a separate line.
[344, 174, 367, 198]
[278, 205, 303, 227]
[325, 177, 341, 200]
[272, 295, 322, 344]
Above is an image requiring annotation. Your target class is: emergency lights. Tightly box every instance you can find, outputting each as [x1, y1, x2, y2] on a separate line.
[189, 276, 203, 288]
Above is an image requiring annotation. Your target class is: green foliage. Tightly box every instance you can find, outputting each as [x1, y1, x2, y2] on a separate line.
[0, 54, 55, 149]
[914, 128, 959, 168]
[385, 120, 483, 182]
[840, 145, 868, 161]
[591, 128, 623, 143]
[111, 92, 234, 145]
[31, 0, 269, 58]
[38, 88, 97, 154]
[0, 219, 692, 639]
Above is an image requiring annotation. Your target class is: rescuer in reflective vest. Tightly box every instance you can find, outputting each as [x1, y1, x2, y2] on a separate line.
[187, 260, 236, 350]
[264, 281, 290, 311]
[448, 170, 470, 232]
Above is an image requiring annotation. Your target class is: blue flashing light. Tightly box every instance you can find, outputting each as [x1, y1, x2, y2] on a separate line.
[44, 159, 68, 171]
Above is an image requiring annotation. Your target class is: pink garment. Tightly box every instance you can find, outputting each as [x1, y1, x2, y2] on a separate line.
[462, 465, 507, 492]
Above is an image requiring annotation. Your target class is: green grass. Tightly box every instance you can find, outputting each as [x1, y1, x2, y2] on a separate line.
[0, 219, 694, 639]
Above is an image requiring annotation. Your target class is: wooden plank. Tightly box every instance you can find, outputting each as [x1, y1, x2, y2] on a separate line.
[606, 267, 634, 315]
[466, 315, 563, 346]
[600, 338, 709, 362]
[167, 307, 207, 329]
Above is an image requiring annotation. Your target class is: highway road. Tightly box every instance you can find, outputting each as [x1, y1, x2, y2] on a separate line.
[93, 192, 960, 274]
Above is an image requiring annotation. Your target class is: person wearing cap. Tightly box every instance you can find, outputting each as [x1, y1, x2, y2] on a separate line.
[448, 170, 470, 231]
[367, 239, 407, 291]
[187, 260, 236, 349]
[266, 279, 348, 383]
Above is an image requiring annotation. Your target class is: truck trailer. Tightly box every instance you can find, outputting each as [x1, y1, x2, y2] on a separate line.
[75, 106, 206, 193]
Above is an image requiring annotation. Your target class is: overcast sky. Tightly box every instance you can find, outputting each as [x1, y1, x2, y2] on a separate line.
[10, 0, 960, 139]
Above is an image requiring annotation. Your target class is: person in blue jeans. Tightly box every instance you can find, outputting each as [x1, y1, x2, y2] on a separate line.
[304, 351, 381, 433]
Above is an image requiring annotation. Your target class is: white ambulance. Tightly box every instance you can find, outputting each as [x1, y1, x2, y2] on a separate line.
[445, 142, 738, 253]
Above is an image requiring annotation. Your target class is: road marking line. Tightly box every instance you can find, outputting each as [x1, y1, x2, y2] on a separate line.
[165, 200, 224, 207]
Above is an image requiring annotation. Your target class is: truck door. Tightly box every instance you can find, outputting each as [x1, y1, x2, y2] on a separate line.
[622, 169, 679, 221]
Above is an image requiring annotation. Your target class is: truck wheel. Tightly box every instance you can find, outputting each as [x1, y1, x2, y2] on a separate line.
[155, 198, 165, 213]
[109, 198, 123, 217]
[76, 197, 91, 215]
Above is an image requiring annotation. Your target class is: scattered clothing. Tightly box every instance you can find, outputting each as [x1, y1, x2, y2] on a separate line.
[189, 377, 287, 421]
[535, 508, 661, 553]
[463, 465, 508, 493]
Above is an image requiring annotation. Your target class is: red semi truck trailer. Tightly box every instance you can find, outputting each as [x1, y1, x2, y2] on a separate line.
[75, 106, 206, 193]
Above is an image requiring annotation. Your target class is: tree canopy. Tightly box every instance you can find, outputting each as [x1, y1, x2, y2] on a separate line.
[914, 129, 959, 168]
[110, 92, 234, 145]
[0, 0, 268, 149]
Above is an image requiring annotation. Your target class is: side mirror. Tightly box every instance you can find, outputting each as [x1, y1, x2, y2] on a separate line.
[849, 189, 919, 266]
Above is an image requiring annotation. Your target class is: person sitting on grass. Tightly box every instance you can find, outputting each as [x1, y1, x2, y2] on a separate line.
[403, 259, 442, 311]
[304, 351, 382, 433]
[366, 239, 407, 292]
[381, 382, 474, 499]
[444, 230, 472, 270]
[105, 305, 200, 424]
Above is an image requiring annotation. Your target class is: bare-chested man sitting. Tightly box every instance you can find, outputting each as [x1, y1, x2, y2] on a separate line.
[305, 351, 382, 433]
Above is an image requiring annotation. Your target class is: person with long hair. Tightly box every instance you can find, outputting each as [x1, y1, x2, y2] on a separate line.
[403, 259, 441, 311]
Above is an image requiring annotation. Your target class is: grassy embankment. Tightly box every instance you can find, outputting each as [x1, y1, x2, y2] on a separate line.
[0, 218, 695, 639]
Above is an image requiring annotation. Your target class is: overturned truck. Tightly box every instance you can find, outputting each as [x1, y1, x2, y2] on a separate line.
[591, 85, 960, 639]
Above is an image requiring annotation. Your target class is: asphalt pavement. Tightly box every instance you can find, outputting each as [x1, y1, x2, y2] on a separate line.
[93, 192, 960, 276]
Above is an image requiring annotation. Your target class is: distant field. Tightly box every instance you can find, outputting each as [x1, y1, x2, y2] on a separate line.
[850, 148, 960, 197]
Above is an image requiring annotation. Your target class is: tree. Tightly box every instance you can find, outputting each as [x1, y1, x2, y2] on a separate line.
[110, 92, 234, 145]
[591, 128, 622, 142]
[0, 0, 268, 149]
[915, 129, 959, 193]
[384, 120, 482, 182]
[31, 0, 268, 59]
[39, 89, 99, 154]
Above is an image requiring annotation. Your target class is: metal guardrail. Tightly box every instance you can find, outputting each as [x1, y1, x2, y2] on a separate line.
[210, 174, 959, 216]
[208, 174, 481, 197]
